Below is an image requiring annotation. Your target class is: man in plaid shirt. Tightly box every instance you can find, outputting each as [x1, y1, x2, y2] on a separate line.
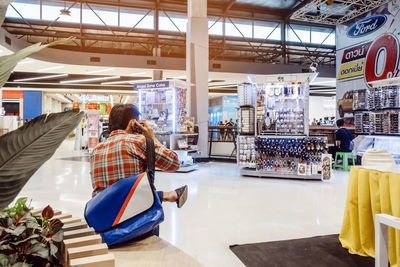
[90, 104, 188, 208]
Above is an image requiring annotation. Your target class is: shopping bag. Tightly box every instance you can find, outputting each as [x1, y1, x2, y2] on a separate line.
[84, 137, 164, 245]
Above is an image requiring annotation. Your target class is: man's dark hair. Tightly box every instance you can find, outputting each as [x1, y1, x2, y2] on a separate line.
[109, 104, 140, 132]
[336, 119, 344, 127]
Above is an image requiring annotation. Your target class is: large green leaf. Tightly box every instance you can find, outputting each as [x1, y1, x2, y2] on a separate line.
[0, 109, 84, 209]
[0, 1, 13, 27]
[0, 37, 74, 88]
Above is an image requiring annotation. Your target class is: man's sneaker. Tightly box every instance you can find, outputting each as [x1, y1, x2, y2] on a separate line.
[175, 185, 188, 208]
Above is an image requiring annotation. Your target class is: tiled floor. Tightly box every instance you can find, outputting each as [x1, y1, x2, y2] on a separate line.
[17, 140, 351, 267]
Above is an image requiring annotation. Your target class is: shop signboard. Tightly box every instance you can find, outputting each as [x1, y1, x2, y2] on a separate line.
[133, 81, 170, 90]
[85, 103, 100, 110]
[335, 0, 400, 118]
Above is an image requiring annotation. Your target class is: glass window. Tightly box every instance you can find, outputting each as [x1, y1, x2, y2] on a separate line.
[287, 25, 310, 43]
[159, 12, 187, 32]
[208, 17, 223, 36]
[226, 19, 252, 38]
[6, 0, 40, 20]
[41, 1, 80, 23]
[311, 27, 335, 45]
[254, 21, 281, 40]
[82, 4, 118, 27]
[120, 8, 154, 30]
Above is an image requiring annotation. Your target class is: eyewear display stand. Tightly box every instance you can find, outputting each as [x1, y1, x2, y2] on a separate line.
[237, 73, 328, 180]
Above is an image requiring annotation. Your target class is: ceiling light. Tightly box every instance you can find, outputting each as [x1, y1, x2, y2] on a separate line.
[13, 73, 68, 82]
[17, 60, 34, 65]
[5, 87, 136, 94]
[129, 72, 147, 76]
[86, 68, 115, 75]
[61, 76, 120, 84]
[56, 94, 72, 103]
[37, 65, 64, 72]
[102, 79, 151, 85]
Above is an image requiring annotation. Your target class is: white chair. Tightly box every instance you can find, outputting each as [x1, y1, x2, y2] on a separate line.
[375, 214, 400, 267]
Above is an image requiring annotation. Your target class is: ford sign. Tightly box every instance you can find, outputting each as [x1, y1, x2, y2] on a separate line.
[347, 15, 387, 38]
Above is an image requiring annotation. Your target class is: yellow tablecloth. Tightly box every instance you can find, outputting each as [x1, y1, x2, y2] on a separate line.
[339, 167, 400, 267]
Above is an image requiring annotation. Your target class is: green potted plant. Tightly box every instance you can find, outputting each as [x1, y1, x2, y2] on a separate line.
[0, 198, 64, 267]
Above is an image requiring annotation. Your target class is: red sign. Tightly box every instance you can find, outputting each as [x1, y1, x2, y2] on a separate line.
[364, 33, 399, 87]
[106, 103, 112, 114]
[72, 103, 80, 109]
[85, 103, 100, 110]
[341, 42, 372, 64]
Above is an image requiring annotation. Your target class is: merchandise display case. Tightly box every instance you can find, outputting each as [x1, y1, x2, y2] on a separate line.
[237, 73, 328, 180]
[354, 82, 400, 135]
[134, 80, 198, 172]
[136, 80, 187, 134]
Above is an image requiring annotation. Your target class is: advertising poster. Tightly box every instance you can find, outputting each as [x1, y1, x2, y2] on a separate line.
[336, 1, 400, 119]
[87, 111, 99, 151]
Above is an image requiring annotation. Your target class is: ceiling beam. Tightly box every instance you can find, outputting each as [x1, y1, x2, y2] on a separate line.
[286, 0, 313, 19]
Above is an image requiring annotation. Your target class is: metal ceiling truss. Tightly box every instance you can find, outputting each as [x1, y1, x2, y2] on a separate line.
[3, 0, 335, 65]
[291, 0, 392, 25]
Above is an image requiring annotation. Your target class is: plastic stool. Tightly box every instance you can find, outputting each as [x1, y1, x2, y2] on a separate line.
[334, 152, 355, 171]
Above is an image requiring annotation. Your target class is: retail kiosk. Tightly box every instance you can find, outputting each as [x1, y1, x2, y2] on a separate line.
[237, 73, 329, 180]
[134, 80, 198, 172]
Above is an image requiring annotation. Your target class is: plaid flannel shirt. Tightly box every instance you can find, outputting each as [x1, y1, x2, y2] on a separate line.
[90, 130, 179, 197]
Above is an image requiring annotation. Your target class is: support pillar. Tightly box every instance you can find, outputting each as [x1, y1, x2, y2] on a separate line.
[152, 70, 163, 80]
[186, 0, 209, 157]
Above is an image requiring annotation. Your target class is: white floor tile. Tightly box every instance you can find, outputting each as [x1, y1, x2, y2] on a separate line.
[17, 140, 351, 267]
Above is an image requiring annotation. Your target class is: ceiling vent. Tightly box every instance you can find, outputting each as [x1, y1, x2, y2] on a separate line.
[90, 57, 100, 62]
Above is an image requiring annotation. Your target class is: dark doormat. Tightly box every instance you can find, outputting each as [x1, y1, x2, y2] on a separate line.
[229, 234, 374, 267]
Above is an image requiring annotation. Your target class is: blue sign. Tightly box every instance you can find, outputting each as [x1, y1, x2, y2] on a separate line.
[134, 81, 170, 90]
[347, 15, 386, 38]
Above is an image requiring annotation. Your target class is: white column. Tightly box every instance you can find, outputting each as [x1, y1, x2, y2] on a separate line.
[152, 70, 163, 81]
[186, 0, 209, 157]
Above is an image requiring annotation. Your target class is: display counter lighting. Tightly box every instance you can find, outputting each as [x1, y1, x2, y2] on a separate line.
[61, 76, 120, 84]
[37, 65, 64, 72]
[86, 68, 115, 75]
[55, 94, 72, 104]
[123, 96, 130, 104]
[13, 73, 68, 82]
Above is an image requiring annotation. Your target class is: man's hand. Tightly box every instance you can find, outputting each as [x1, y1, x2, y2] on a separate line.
[134, 121, 155, 140]
[125, 119, 137, 135]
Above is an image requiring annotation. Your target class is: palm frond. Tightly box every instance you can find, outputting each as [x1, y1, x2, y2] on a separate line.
[0, 109, 84, 209]
[0, 0, 13, 26]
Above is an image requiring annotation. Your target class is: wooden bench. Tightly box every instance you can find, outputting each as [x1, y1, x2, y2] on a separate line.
[33, 208, 202, 267]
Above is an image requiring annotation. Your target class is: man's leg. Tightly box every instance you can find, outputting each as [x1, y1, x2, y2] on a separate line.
[157, 186, 188, 208]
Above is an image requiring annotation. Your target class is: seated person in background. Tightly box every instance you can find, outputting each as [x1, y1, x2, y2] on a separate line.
[329, 119, 354, 158]
[90, 104, 188, 209]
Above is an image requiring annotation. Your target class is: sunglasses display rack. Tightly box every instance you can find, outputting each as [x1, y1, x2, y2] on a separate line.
[237, 74, 326, 180]
[353, 84, 400, 135]
[256, 83, 307, 136]
[255, 136, 327, 176]
[237, 136, 257, 168]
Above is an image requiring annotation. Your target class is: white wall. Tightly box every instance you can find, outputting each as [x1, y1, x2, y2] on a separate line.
[309, 95, 336, 122]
